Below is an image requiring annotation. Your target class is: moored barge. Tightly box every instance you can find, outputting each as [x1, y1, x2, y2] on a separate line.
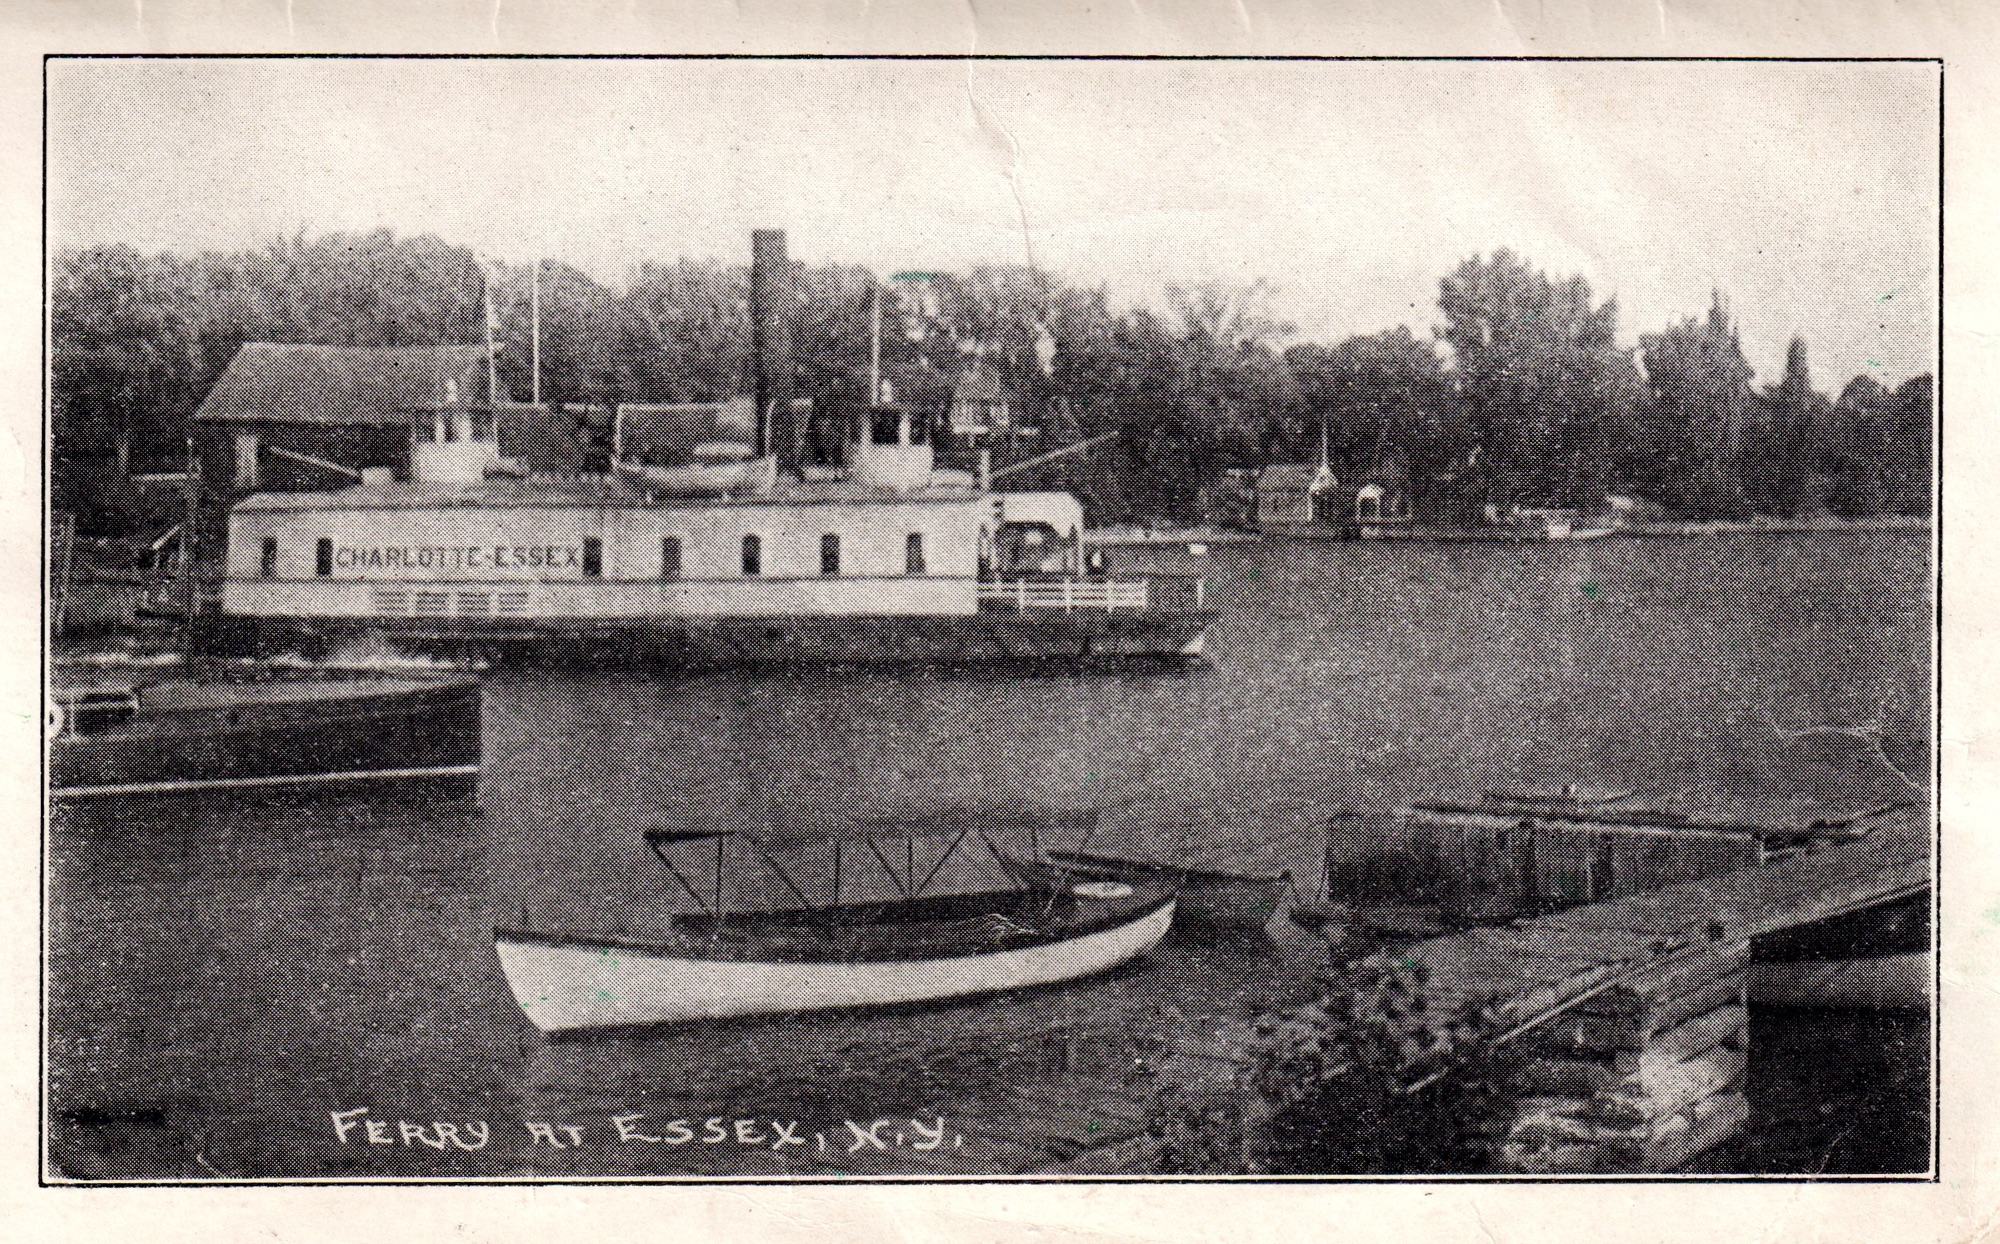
[50, 672, 481, 800]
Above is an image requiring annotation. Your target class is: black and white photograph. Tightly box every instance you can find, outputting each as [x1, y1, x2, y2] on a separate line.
[43, 54, 1937, 1184]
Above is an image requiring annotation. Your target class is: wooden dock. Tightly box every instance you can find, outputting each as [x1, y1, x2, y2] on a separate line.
[1040, 808, 1929, 1175]
[504, 809, 1927, 1177]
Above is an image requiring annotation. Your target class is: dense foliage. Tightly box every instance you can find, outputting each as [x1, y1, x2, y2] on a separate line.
[1150, 952, 1519, 1174]
[52, 231, 1932, 535]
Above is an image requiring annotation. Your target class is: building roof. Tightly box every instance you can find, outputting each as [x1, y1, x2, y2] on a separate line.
[1256, 463, 1336, 492]
[952, 365, 1013, 405]
[194, 343, 494, 426]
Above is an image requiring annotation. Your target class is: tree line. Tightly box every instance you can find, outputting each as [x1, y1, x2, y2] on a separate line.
[53, 229, 1931, 533]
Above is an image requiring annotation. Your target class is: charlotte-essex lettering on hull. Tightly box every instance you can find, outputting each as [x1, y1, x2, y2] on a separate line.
[332, 544, 582, 572]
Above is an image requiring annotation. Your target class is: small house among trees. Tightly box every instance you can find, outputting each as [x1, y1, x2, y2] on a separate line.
[949, 363, 1016, 443]
[1254, 463, 1338, 532]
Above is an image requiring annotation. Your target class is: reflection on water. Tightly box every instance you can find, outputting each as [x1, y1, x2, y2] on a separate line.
[47, 530, 1931, 1178]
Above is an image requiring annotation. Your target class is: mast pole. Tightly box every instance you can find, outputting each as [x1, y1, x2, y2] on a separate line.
[870, 276, 882, 406]
[531, 258, 542, 407]
[482, 261, 500, 404]
[179, 432, 199, 667]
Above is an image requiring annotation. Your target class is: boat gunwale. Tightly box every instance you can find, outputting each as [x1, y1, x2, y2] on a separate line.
[1042, 849, 1289, 888]
[493, 888, 1176, 965]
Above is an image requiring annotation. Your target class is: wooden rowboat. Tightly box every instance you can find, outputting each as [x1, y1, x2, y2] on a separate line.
[495, 822, 1175, 1033]
[1749, 889, 1930, 1010]
[1040, 849, 1291, 927]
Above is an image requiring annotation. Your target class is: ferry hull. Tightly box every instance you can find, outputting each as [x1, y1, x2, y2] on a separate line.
[233, 611, 1214, 670]
[494, 895, 1175, 1033]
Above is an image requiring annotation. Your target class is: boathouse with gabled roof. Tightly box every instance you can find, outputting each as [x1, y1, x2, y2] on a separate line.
[194, 342, 497, 492]
[1253, 462, 1338, 531]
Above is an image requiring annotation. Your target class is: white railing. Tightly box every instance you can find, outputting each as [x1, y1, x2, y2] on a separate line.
[978, 577, 1151, 612]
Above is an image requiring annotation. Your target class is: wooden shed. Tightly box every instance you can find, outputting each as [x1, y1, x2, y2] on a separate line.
[1253, 463, 1337, 533]
[193, 342, 495, 493]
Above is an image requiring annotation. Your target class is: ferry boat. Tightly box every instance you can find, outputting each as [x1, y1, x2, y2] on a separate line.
[212, 233, 1211, 669]
[219, 461, 1210, 669]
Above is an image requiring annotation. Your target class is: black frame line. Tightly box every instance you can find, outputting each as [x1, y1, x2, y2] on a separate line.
[37, 50, 1946, 1188]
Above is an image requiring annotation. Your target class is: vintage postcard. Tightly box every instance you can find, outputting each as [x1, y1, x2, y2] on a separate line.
[12, 5, 1988, 1241]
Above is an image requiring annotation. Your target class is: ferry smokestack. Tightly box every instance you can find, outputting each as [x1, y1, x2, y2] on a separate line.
[750, 229, 795, 464]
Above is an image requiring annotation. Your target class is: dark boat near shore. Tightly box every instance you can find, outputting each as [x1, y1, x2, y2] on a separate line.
[50, 673, 481, 800]
[1750, 888, 1931, 1010]
[1040, 849, 1292, 927]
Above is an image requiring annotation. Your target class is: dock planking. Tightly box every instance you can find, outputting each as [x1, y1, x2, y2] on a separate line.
[1403, 812, 1926, 1032]
[1045, 809, 1928, 1174]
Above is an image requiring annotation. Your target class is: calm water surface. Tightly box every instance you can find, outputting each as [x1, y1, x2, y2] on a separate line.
[48, 529, 1931, 1178]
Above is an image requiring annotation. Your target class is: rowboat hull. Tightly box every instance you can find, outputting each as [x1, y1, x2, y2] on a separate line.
[1749, 951, 1930, 1010]
[495, 891, 1175, 1033]
[1041, 850, 1289, 927]
[1749, 889, 1930, 1010]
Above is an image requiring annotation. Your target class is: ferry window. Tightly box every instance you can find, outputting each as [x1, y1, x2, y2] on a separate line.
[582, 537, 603, 578]
[820, 533, 841, 576]
[660, 536, 682, 581]
[906, 532, 926, 575]
[260, 537, 277, 578]
[315, 538, 332, 577]
[742, 534, 762, 576]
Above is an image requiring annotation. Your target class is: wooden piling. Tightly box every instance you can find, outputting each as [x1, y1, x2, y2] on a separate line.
[1490, 941, 1750, 1172]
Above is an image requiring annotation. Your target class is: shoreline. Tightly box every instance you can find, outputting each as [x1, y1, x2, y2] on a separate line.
[1618, 514, 1931, 538]
[1090, 514, 1929, 547]
[1083, 525, 1261, 548]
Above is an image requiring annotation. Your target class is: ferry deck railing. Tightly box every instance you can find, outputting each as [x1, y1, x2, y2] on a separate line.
[977, 574, 1206, 614]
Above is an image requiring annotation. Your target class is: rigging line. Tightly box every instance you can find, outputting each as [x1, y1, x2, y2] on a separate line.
[863, 834, 912, 899]
[915, 820, 978, 898]
[644, 832, 716, 914]
[1071, 807, 1105, 858]
[748, 839, 812, 909]
[971, 823, 1019, 885]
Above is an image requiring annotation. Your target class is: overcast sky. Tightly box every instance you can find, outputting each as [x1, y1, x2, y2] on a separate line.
[48, 57, 1936, 388]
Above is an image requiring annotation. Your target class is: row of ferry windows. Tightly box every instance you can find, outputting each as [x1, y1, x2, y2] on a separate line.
[264, 534, 928, 579]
